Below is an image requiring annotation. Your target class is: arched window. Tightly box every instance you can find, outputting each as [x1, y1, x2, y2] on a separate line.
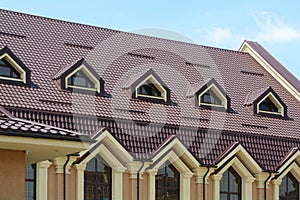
[0, 58, 21, 79]
[84, 157, 112, 200]
[220, 167, 241, 200]
[279, 172, 299, 200]
[155, 162, 179, 200]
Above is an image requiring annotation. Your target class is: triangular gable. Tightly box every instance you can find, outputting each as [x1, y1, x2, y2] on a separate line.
[123, 68, 171, 103]
[53, 58, 104, 95]
[186, 78, 231, 111]
[245, 86, 287, 118]
[76, 128, 134, 165]
[276, 147, 300, 173]
[0, 46, 31, 85]
[239, 40, 300, 102]
[215, 142, 263, 174]
[148, 135, 201, 169]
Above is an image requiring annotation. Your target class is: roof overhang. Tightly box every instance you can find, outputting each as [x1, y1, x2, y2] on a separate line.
[0, 134, 88, 164]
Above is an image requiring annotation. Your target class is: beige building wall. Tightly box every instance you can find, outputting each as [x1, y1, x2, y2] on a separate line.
[0, 149, 25, 200]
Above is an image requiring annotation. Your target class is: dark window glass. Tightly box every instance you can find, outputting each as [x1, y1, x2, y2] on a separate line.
[200, 89, 222, 105]
[279, 172, 299, 200]
[155, 162, 179, 200]
[84, 157, 112, 200]
[259, 97, 278, 113]
[68, 70, 95, 88]
[0, 58, 21, 78]
[25, 164, 36, 200]
[220, 167, 241, 200]
[137, 80, 162, 97]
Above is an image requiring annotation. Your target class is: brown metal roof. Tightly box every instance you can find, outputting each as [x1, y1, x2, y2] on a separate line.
[0, 9, 299, 170]
[0, 106, 92, 141]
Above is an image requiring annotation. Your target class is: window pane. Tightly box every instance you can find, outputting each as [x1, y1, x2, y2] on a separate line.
[155, 163, 179, 200]
[259, 97, 278, 112]
[279, 173, 299, 200]
[138, 80, 162, 97]
[200, 89, 222, 105]
[220, 193, 228, 200]
[25, 164, 36, 200]
[84, 157, 111, 200]
[220, 167, 241, 200]
[0, 58, 21, 78]
[68, 70, 96, 88]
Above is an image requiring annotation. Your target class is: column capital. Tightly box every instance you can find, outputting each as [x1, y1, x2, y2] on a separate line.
[212, 174, 223, 181]
[37, 160, 52, 168]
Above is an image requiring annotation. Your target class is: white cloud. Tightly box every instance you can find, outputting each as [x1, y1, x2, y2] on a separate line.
[253, 11, 300, 43]
[201, 27, 232, 44]
[197, 27, 245, 49]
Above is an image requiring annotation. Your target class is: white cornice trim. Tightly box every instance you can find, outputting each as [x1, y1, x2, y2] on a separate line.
[239, 41, 300, 102]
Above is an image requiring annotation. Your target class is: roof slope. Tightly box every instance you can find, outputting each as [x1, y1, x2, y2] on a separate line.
[0, 9, 300, 170]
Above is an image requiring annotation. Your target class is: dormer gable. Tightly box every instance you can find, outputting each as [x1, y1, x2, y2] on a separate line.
[244, 86, 287, 118]
[0, 46, 31, 86]
[122, 68, 171, 103]
[186, 78, 230, 111]
[53, 58, 104, 95]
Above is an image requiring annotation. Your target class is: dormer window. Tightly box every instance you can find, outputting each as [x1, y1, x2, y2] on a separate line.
[66, 67, 98, 91]
[122, 68, 171, 103]
[186, 78, 230, 111]
[137, 80, 161, 97]
[0, 46, 31, 85]
[52, 58, 105, 96]
[259, 97, 278, 113]
[244, 87, 287, 118]
[257, 93, 283, 116]
[135, 75, 167, 101]
[200, 87, 224, 106]
[0, 58, 21, 79]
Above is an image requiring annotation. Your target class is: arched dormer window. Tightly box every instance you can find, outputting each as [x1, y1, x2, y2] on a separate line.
[0, 46, 31, 85]
[245, 87, 287, 118]
[123, 68, 171, 103]
[52, 58, 104, 96]
[186, 78, 230, 111]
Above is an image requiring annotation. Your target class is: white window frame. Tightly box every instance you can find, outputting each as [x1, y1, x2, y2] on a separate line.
[147, 150, 193, 200]
[65, 65, 100, 93]
[272, 162, 300, 200]
[212, 157, 255, 200]
[75, 144, 126, 200]
[0, 53, 26, 83]
[198, 84, 227, 109]
[135, 74, 167, 102]
[257, 92, 284, 116]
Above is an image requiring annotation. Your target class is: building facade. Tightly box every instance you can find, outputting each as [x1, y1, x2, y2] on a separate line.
[0, 9, 300, 200]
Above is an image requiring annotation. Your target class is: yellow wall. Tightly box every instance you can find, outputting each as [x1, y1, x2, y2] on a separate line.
[0, 149, 25, 200]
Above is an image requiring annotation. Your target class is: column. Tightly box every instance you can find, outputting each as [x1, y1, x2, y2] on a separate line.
[212, 174, 222, 200]
[75, 164, 86, 200]
[36, 160, 52, 200]
[272, 179, 282, 200]
[148, 170, 157, 200]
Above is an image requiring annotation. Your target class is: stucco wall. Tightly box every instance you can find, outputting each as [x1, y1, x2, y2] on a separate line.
[0, 149, 25, 200]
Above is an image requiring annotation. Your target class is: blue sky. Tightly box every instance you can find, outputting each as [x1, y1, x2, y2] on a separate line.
[1, 0, 300, 79]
